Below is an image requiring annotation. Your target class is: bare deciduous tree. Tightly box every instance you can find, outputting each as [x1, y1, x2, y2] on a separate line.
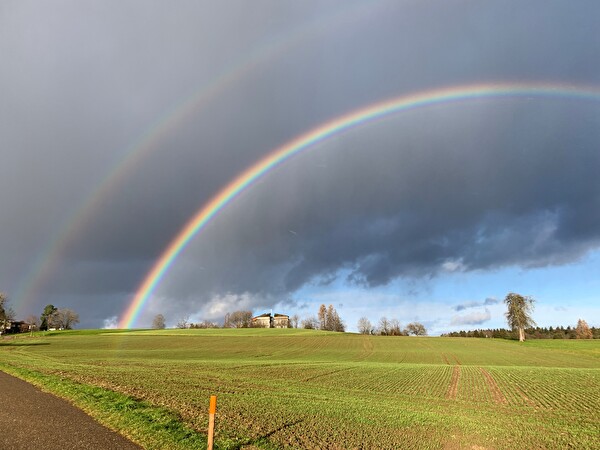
[325, 304, 345, 332]
[405, 322, 427, 336]
[49, 308, 80, 330]
[176, 315, 190, 329]
[290, 314, 300, 329]
[378, 316, 390, 336]
[224, 310, 253, 328]
[318, 304, 327, 330]
[389, 319, 403, 336]
[504, 293, 536, 342]
[152, 314, 166, 329]
[25, 314, 40, 331]
[301, 316, 319, 329]
[357, 317, 373, 335]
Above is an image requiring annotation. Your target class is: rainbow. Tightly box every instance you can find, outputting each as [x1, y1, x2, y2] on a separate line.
[119, 81, 600, 328]
[11, 1, 386, 318]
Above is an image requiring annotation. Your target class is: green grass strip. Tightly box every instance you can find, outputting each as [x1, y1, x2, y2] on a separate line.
[0, 364, 209, 450]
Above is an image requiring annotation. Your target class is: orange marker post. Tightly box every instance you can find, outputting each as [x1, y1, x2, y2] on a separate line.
[207, 395, 217, 450]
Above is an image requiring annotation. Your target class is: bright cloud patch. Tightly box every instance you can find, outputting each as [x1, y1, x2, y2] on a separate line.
[450, 308, 491, 325]
[102, 316, 119, 329]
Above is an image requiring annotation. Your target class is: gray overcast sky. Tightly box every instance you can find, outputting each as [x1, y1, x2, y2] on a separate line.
[1, 1, 599, 330]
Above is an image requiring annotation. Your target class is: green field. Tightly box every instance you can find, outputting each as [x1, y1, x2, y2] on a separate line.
[1, 329, 599, 449]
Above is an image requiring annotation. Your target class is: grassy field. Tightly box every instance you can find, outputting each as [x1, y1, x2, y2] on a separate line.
[1, 329, 598, 449]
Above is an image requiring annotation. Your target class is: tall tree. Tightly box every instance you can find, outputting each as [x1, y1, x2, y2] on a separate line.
[504, 293, 536, 342]
[49, 308, 80, 330]
[290, 314, 300, 329]
[318, 304, 327, 330]
[40, 304, 57, 331]
[389, 319, 403, 336]
[575, 319, 593, 339]
[378, 316, 390, 336]
[152, 314, 166, 329]
[357, 317, 373, 335]
[325, 305, 345, 332]
[0, 293, 15, 331]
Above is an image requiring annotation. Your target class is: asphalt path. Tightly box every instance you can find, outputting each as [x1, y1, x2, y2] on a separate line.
[0, 370, 142, 449]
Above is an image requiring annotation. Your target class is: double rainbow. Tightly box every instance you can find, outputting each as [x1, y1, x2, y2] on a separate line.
[12, 0, 385, 317]
[119, 82, 600, 328]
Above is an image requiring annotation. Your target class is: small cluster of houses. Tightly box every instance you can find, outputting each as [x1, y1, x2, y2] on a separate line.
[1, 320, 30, 335]
[251, 312, 289, 328]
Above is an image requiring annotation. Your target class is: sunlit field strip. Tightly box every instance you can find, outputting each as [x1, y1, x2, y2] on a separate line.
[492, 367, 600, 413]
[1, 330, 599, 449]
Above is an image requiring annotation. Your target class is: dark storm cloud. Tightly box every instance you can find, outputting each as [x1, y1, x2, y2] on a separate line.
[158, 98, 600, 319]
[2, 1, 600, 325]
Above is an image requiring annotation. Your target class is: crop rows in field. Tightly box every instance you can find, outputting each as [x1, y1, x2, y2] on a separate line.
[491, 367, 600, 414]
[447, 365, 460, 399]
[2, 331, 599, 449]
[230, 363, 455, 399]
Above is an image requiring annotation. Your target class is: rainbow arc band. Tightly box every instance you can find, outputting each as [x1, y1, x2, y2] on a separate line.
[119, 82, 600, 328]
[11, 0, 383, 316]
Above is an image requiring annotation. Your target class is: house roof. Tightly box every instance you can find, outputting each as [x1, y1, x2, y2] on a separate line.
[251, 313, 289, 319]
[252, 313, 271, 319]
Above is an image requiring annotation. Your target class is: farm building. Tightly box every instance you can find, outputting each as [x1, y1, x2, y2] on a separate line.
[252, 313, 289, 328]
[1, 320, 28, 335]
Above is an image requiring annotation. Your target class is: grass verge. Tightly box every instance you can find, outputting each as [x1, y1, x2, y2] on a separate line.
[0, 364, 216, 450]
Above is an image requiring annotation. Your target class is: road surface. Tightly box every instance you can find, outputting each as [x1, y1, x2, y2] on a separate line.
[0, 370, 142, 449]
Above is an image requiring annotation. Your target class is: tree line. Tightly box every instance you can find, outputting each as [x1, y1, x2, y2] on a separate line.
[0, 295, 80, 334]
[355, 316, 427, 336]
[300, 304, 345, 332]
[39, 304, 80, 330]
[445, 294, 597, 340]
[153, 304, 345, 331]
[154, 304, 432, 335]
[443, 319, 598, 340]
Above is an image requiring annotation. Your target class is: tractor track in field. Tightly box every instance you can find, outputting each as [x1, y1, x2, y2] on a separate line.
[514, 385, 536, 407]
[360, 334, 375, 360]
[302, 366, 354, 382]
[450, 353, 462, 365]
[446, 366, 460, 399]
[479, 368, 507, 405]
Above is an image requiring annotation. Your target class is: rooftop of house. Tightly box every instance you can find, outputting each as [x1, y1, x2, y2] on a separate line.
[252, 313, 289, 319]
[252, 313, 271, 319]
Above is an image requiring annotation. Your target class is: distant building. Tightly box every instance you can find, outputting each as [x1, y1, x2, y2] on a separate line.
[252, 313, 271, 328]
[1, 321, 27, 334]
[272, 314, 289, 328]
[252, 313, 289, 328]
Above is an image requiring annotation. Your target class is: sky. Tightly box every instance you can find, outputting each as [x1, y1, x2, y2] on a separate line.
[1, 0, 599, 334]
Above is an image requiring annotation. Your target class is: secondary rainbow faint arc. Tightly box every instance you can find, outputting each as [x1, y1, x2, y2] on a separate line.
[119, 81, 600, 328]
[11, 0, 389, 317]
